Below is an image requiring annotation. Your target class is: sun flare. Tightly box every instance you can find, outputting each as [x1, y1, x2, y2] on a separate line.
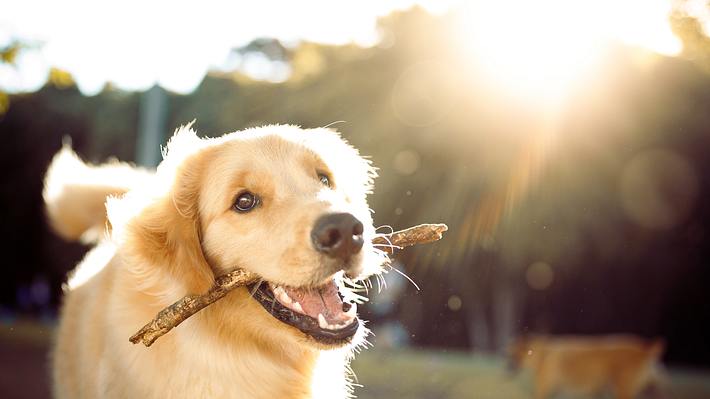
[455, 0, 682, 102]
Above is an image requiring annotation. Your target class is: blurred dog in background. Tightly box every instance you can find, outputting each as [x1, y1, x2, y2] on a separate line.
[508, 334, 666, 399]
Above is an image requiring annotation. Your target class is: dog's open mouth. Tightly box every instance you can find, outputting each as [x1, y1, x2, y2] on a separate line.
[249, 279, 359, 345]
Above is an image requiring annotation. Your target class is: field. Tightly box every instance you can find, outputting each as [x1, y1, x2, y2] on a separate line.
[352, 349, 710, 399]
[2, 320, 710, 398]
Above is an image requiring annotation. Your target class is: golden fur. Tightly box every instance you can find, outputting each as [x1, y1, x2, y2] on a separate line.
[45, 125, 387, 398]
[509, 335, 665, 399]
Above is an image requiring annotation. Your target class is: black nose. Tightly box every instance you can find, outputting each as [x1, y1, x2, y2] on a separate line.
[311, 213, 364, 261]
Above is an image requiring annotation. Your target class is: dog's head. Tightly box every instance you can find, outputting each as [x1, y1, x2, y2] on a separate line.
[114, 124, 387, 348]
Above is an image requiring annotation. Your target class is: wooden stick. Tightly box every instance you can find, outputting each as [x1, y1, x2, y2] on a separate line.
[129, 269, 259, 347]
[130, 223, 448, 347]
[372, 223, 448, 251]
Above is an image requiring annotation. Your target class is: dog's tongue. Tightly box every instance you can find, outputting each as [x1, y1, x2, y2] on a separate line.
[284, 282, 349, 324]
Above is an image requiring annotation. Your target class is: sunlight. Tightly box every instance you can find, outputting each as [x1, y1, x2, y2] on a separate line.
[455, 0, 682, 102]
[446, 0, 684, 249]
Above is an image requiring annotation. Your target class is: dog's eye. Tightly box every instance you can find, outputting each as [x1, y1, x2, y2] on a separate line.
[233, 192, 259, 212]
[317, 172, 331, 188]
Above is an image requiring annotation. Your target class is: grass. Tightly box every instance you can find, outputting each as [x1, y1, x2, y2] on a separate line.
[0, 318, 55, 347]
[351, 349, 529, 399]
[351, 348, 710, 399]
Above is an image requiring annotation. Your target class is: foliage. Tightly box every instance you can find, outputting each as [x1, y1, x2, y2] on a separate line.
[0, 42, 21, 64]
[672, 2, 710, 73]
[0, 42, 22, 115]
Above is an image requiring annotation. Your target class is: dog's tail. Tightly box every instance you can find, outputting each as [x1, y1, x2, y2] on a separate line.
[43, 144, 152, 242]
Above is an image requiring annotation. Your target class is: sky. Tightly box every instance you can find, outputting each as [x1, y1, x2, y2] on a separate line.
[0, 0, 703, 96]
[0, 0, 454, 95]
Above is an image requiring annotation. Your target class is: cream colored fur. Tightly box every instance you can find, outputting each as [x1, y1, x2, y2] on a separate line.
[45, 125, 386, 399]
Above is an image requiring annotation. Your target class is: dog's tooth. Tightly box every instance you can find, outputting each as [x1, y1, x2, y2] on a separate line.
[292, 301, 304, 313]
[318, 313, 328, 329]
[277, 289, 292, 304]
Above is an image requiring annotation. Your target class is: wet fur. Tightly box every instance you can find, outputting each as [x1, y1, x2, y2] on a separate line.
[46, 125, 386, 398]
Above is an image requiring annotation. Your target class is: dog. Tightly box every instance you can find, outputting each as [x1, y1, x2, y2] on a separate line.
[508, 334, 666, 399]
[44, 124, 388, 398]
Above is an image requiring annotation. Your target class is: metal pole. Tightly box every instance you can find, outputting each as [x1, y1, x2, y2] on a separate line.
[136, 84, 167, 167]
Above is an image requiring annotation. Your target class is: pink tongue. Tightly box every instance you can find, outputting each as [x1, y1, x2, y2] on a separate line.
[284, 282, 347, 324]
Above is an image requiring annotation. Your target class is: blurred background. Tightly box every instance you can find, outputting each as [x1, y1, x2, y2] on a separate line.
[2, 0, 710, 398]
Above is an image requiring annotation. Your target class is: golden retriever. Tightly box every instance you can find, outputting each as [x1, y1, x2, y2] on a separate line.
[44, 124, 388, 398]
[508, 334, 666, 399]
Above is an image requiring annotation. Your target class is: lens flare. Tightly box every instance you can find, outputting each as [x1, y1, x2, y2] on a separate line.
[455, 0, 681, 102]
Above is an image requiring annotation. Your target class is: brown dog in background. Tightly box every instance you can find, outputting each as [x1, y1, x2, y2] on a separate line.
[509, 335, 666, 399]
[45, 124, 388, 398]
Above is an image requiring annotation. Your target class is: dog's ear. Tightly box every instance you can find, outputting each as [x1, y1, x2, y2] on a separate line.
[122, 127, 215, 295]
[649, 338, 666, 358]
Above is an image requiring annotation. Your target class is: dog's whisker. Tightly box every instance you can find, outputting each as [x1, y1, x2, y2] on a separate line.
[249, 279, 264, 298]
[372, 233, 400, 252]
[353, 279, 369, 298]
[373, 243, 401, 251]
[321, 120, 347, 129]
[371, 247, 392, 263]
[270, 296, 277, 312]
[374, 225, 395, 234]
[388, 264, 420, 291]
[377, 273, 387, 291]
[379, 234, 396, 247]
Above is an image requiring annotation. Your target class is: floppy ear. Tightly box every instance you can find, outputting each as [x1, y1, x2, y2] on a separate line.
[123, 129, 215, 295]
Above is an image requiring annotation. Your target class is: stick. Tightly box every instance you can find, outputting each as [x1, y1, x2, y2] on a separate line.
[129, 269, 258, 347]
[372, 223, 448, 252]
[130, 223, 448, 347]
